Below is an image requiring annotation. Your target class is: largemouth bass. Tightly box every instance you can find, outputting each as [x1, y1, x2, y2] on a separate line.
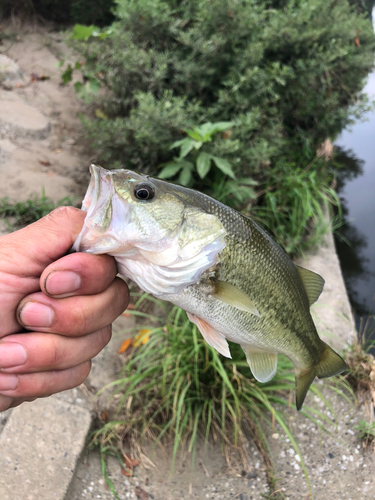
[73, 165, 347, 410]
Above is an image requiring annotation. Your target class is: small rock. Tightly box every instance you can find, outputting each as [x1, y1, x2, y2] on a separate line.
[0, 55, 25, 87]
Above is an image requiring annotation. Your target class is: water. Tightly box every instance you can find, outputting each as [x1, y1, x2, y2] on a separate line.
[334, 67, 375, 342]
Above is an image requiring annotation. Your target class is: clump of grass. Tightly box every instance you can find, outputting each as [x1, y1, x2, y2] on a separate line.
[253, 165, 341, 256]
[93, 294, 352, 498]
[354, 419, 375, 450]
[345, 312, 375, 393]
[357, 419, 375, 445]
[0, 191, 73, 229]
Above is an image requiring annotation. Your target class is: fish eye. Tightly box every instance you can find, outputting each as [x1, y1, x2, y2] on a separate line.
[134, 182, 155, 201]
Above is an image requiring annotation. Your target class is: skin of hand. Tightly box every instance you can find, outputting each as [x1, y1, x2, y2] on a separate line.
[0, 206, 129, 412]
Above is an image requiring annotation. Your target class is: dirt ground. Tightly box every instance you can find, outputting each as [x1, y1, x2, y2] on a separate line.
[0, 23, 90, 213]
[1, 23, 375, 500]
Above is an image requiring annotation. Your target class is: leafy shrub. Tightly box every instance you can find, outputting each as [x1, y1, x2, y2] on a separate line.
[72, 0, 375, 166]
[66, 0, 375, 253]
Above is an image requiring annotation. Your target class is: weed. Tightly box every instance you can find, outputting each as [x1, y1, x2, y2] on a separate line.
[0, 191, 73, 229]
[92, 294, 352, 499]
[355, 419, 375, 449]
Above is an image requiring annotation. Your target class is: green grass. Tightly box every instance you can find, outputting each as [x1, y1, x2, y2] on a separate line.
[355, 419, 375, 448]
[92, 293, 353, 498]
[253, 165, 341, 256]
[0, 191, 73, 229]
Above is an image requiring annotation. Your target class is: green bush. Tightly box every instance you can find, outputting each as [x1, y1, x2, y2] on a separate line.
[74, 0, 375, 166]
[0, 0, 115, 25]
[67, 0, 375, 253]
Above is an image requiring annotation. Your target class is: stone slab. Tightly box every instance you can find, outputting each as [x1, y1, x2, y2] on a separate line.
[0, 100, 51, 140]
[0, 392, 92, 500]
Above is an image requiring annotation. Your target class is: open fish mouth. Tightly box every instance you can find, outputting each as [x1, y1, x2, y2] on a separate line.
[73, 164, 127, 254]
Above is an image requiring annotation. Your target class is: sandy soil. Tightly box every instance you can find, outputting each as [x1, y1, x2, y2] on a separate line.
[0, 23, 90, 220]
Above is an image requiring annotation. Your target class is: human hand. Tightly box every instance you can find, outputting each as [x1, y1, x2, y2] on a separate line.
[0, 207, 129, 412]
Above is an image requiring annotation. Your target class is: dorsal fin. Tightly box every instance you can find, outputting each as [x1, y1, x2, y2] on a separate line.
[296, 266, 325, 306]
[212, 280, 260, 317]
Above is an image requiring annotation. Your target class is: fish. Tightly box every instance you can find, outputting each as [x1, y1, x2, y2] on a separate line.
[73, 164, 347, 410]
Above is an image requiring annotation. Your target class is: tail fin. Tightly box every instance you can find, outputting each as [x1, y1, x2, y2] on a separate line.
[295, 342, 347, 411]
[315, 341, 348, 379]
[295, 367, 316, 411]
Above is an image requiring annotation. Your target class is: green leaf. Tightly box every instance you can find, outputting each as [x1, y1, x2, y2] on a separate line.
[179, 166, 192, 185]
[71, 24, 98, 41]
[179, 140, 194, 159]
[169, 139, 186, 150]
[194, 121, 236, 142]
[88, 78, 101, 94]
[196, 122, 213, 138]
[185, 129, 202, 141]
[207, 121, 235, 134]
[238, 177, 258, 186]
[158, 163, 183, 179]
[61, 64, 73, 85]
[73, 81, 84, 93]
[211, 156, 236, 179]
[196, 152, 211, 179]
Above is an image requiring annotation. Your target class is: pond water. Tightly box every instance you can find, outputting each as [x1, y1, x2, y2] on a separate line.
[334, 60, 375, 343]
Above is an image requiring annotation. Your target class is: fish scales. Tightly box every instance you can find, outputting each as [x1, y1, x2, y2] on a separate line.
[73, 165, 347, 410]
[166, 182, 321, 362]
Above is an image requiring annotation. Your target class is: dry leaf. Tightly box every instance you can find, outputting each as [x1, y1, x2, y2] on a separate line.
[135, 486, 149, 500]
[31, 73, 50, 82]
[118, 338, 132, 354]
[120, 467, 133, 477]
[124, 453, 140, 469]
[100, 410, 109, 423]
[39, 160, 51, 166]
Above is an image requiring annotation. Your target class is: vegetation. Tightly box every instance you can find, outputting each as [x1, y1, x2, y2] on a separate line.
[355, 419, 375, 448]
[62, 0, 375, 254]
[0, 192, 72, 230]
[92, 294, 353, 498]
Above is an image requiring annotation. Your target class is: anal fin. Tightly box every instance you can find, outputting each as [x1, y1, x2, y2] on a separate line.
[242, 348, 278, 383]
[187, 312, 231, 359]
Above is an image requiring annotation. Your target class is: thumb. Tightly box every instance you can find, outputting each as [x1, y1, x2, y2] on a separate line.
[1, 207, 86, 279]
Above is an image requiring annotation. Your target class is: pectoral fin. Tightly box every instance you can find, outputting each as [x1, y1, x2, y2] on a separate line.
[242, 348, 278, 383]
[212, 281, 260, 317]
[296, 266, 325, 306]
[187, 312, 231, 358]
